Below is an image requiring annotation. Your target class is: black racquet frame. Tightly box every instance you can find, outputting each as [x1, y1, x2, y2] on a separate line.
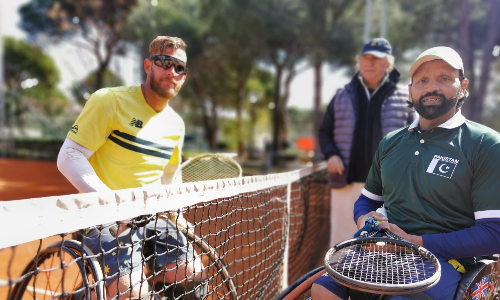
[324, 229, 441, 295]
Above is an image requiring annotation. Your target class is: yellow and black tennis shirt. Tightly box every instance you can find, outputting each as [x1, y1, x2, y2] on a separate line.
[67, 86, 184, 190]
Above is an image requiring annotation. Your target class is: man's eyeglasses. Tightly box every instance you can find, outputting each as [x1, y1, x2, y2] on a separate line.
[149, 55, 187, 75]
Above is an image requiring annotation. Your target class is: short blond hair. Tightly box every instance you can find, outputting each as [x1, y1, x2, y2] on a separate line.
[149, 36, 187, 54]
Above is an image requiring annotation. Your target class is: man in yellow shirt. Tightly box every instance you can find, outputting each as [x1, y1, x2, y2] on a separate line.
[58, 36, 205, 300]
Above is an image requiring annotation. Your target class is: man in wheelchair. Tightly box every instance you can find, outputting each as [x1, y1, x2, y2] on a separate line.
[312, 46, 500, 300]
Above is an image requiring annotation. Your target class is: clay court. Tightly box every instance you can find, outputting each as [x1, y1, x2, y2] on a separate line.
[0, 159, 77, 201]
[0, 159, 77, 299]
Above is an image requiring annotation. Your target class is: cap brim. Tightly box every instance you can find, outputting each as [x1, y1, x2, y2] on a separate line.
[409, 55, 462, 77]
[362, 51, 388, 58]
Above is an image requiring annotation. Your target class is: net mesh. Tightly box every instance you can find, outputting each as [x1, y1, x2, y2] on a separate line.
[0, 163, 329, 300]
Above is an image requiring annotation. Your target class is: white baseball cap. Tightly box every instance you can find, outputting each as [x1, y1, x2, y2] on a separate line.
[408, 46, 464, 78]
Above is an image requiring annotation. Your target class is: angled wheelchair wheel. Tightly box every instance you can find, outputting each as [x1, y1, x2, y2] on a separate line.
[180, 226, 238, 300]
[276, 266, 326, 300]
[454, 257, 499, 300]
[9, 239, 104, 300]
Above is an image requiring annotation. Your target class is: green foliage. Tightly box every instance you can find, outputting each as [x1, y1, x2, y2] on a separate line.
[71, 69, 124, 106]
[19, 0, 77, 37]
[122, 0, 373, 153]
[23, 87, 68, 116]
[122, 0, 205, 60]
[13, 0, 498, 150]
[19, 0, 138, 40]
[3, 37, 68, 117]
[287, 107, 315, 137]
[4, 37, 60, 88]
[301, 0, 362, 66]
[19, 0, 138, 90]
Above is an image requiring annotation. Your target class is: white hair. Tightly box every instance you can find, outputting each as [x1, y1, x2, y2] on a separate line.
[355, 54, 395, 72]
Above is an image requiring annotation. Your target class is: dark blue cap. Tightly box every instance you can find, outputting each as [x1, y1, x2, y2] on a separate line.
[361, 37, 392, 57]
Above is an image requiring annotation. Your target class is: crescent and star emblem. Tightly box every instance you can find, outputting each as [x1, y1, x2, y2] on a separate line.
[439, 164, 450, 174]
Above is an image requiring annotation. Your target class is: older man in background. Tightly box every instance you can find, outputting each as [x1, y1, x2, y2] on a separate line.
[318, 37, 414, 247]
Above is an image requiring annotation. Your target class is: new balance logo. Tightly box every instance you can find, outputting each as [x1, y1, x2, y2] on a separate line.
[426, 155, 459, 179]
[129, 118, 143, 128]
[71, 125, 79, 134]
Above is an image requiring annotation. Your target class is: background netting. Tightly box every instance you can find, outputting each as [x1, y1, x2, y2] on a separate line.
[0, 163, 330, 300]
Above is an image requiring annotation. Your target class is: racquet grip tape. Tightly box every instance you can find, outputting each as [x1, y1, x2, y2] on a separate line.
[448, 259, 466, 273]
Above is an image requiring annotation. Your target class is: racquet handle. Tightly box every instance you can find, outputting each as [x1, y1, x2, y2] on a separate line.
[365, 217, 406, 241]
[366, 217, 382, 231]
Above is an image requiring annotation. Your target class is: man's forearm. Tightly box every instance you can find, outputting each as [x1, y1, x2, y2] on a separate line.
[57, 138, 111, 193]
[422, 219, 500, 259]
[353, 194, 383, 224]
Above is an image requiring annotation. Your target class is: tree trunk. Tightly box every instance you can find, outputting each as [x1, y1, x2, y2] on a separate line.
[470, 0, 499, 122]
[272, 65, 283, 153]
[313, 61, 323, 163]
[208, 97, 219, 150]
[94, 65, 106, 92]
[234, 63, 253, 157]
[193, 77, 218, 150]
[280, 63, 297, 150]
[200, 97, 219, 151]
[235, 86, 245, 157]
[458, 0, 473, 119]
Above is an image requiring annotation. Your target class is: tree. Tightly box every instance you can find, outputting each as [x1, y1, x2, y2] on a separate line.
[204, 0, 266, 156]
[123, 0, 267, 155]
[395, 0, 500, 123]
[123, 0, 225, 150]
[300, 0, 362, 161]
[3, 37, 68, 137]
[245, 68, 275, 155]
[19, 0, 138, 91]
[71, 69, 124, 106]
[251, 0, 306, 154]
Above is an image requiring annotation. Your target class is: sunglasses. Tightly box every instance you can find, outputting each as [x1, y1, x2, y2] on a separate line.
[149, 55, 187, 75]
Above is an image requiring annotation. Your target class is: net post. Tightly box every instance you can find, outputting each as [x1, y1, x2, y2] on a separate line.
[281, 179, 292, 290]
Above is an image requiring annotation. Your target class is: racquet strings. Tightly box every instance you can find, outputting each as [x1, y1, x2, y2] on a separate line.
[328, 239, 437, 285]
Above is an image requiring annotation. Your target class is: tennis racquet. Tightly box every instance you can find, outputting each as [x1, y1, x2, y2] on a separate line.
[324, 217, 441, 295]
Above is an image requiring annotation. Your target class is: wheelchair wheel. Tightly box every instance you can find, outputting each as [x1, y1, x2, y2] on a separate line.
[180, 227, 238, 300]
[275, 266, 326, 300]
[9, 239, 104, 300]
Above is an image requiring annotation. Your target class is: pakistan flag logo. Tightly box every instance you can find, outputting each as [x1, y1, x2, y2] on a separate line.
[426, 155, 459, 179]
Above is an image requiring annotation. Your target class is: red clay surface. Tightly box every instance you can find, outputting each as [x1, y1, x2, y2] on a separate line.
[0, 159, 78, 201]
[0, 159, 78, 299]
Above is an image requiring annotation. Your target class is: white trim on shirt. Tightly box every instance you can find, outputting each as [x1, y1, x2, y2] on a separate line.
[408, 110, 466, 131]
[475, 210, 500, 220]
[361, 188, 384, 201]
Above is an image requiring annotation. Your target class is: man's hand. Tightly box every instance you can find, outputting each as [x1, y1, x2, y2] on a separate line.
[357, 211, 388, 230]
[377, 221, 423, 246]
[327, 155, 345, 174]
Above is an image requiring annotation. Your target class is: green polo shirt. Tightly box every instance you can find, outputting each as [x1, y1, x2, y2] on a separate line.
[363, 111, 500, 236]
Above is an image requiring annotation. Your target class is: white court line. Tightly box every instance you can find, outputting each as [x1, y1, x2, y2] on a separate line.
[0, 279, 61, 297]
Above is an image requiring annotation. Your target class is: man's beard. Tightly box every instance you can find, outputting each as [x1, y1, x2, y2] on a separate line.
[413, 91, 460, 120]
[149, 68, 181, 99]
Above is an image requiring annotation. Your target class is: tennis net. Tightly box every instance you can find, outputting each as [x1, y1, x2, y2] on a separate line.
[0, 163, 329, 300]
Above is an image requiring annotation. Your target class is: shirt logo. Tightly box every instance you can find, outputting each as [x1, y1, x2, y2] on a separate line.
[71, 125, 79, 134]
[129, 118, 143, 128]
[426, 155, 459, 179]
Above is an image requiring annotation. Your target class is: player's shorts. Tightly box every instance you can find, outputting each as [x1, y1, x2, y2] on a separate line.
[83, 218, 194, 286]
[314, 257, 461, 300]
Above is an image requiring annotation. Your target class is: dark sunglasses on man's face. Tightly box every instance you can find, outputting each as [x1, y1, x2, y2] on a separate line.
[149, 55, 187, 75]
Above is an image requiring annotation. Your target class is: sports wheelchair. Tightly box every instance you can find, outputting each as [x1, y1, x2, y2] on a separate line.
[276, 256, 499, 300]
